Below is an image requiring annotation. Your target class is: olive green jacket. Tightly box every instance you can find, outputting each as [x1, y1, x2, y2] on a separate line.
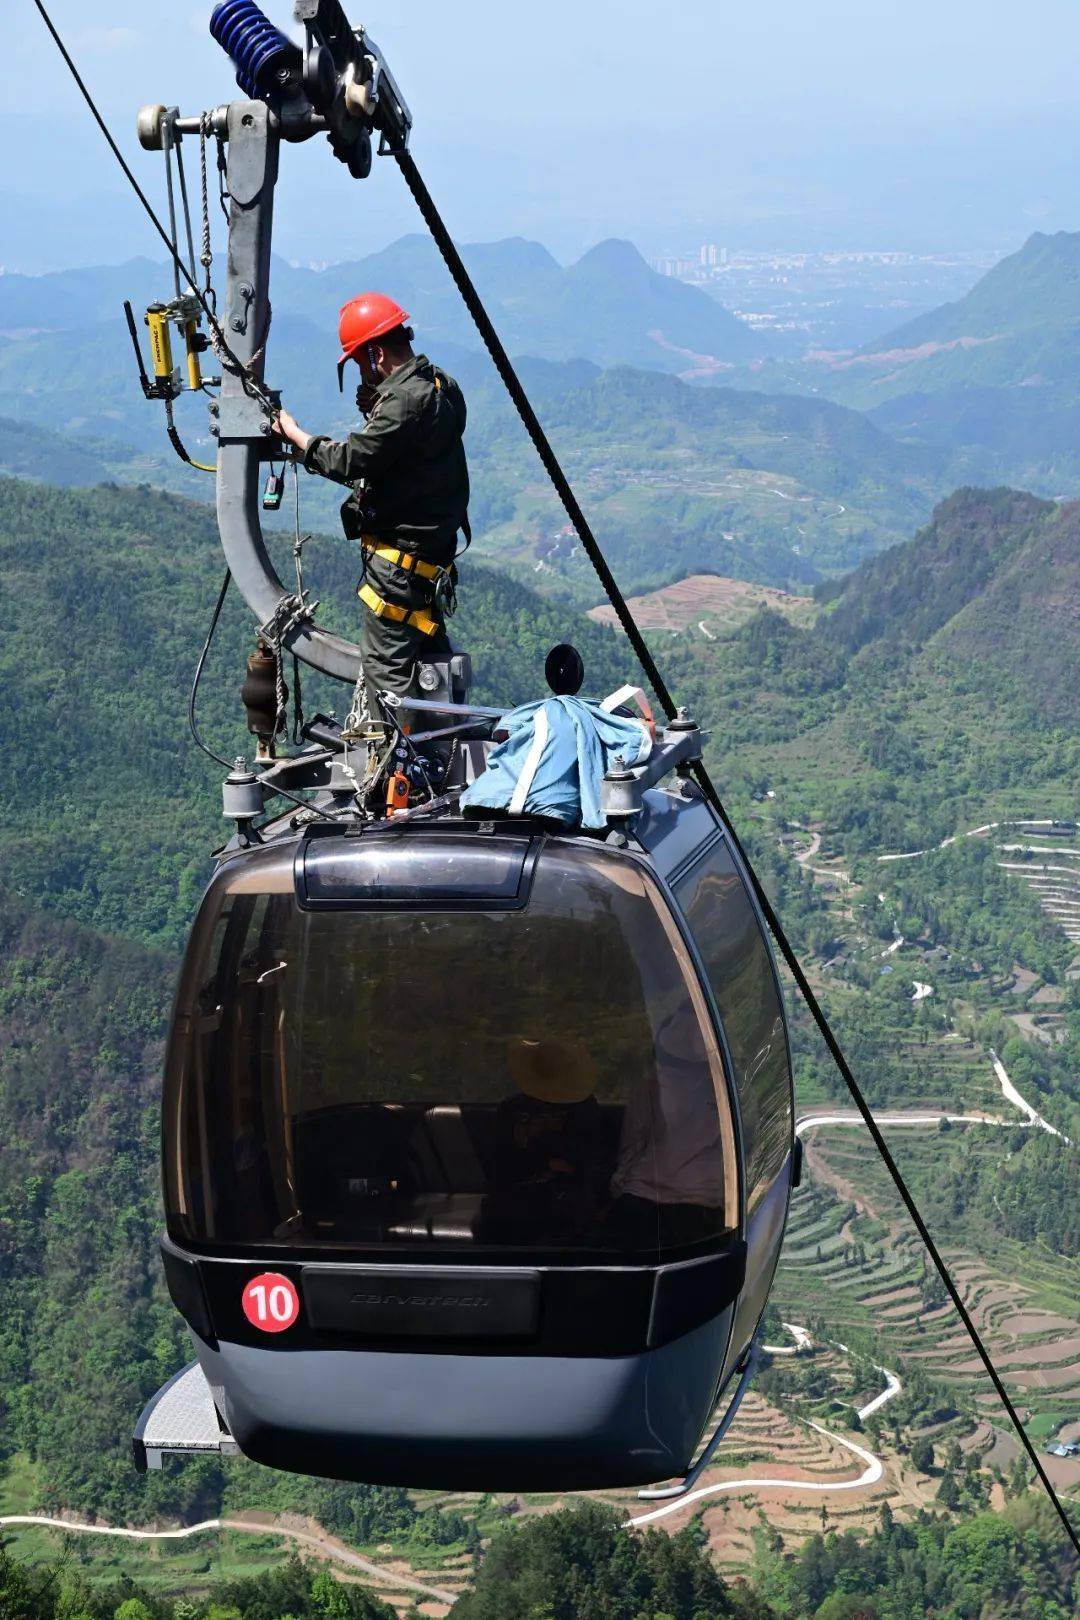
[303, 355, 469, 562]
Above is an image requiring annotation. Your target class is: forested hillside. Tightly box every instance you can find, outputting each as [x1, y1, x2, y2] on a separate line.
[0, 342, 946, 593]
[468, 364, 943, 592]
[666, 488, 1080, 852]
[0, 476, 624, 946]
[852, 230, 1080, 386]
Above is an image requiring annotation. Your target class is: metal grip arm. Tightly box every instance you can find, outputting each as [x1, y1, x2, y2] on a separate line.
[214, 99, 363, 682]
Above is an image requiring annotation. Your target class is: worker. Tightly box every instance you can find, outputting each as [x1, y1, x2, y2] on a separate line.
[488, 1037, 610, 1245]
[272, 292, 469, 710]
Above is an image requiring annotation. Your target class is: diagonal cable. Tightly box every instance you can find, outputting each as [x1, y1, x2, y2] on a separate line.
[31, 0, 274, 415]
[393, 144, 1079, 1556]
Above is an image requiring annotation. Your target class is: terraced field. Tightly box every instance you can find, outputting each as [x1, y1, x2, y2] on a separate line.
[587, 573, 817, 637]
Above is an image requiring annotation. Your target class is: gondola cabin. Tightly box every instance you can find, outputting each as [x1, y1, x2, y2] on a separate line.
[149, 761, 794, 1490]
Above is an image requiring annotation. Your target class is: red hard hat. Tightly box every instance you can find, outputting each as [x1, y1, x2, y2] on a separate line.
[337, 292, 411, 364]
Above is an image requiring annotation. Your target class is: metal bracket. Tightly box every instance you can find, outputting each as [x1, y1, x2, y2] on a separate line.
[601, 719, 704, 823]
[211, 97, 364, 681]
[215, 390, 280, 443]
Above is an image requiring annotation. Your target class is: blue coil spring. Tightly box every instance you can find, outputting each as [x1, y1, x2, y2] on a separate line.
[209, 0, 296, 101]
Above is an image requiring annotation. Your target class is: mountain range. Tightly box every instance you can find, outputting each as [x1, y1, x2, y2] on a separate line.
[0, 234, 767, 375]
[731, 231, 1080, 495]
[7, 227, 1080, 600]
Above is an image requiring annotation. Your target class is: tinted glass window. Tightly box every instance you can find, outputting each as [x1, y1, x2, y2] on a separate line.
[165, 842, 738, 1262]
[675, 842, 791, 1213]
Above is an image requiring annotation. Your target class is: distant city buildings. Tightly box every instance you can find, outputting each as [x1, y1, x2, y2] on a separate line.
[650, 245, 995, 284]
[647, 245, 1002, 346]
[653, 244, 727, 278]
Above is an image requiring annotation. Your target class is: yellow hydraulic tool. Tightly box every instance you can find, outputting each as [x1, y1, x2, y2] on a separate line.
[144, 302, 176, 388]
[124, 296, 215, 471]
[127, 296, 208, 400]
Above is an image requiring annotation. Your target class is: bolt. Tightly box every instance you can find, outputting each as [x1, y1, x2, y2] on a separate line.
[231, 316, 244, 331]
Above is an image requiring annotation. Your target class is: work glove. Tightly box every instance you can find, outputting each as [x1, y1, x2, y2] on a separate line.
[356, 382, 379, 417]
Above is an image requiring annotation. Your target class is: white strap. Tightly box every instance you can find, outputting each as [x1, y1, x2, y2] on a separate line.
[600, 683, 655, 731]
[508, 704, 550, 815]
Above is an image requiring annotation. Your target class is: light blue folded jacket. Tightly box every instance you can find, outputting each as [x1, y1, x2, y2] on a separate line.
[461, 695, 653, 828]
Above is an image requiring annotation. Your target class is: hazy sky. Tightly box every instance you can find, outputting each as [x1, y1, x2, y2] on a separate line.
[5, 1, 1079, 269]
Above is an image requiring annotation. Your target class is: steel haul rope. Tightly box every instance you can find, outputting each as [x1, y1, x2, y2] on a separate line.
[31, 0, 1078, 1554]
[392, 142, 1080, 1555]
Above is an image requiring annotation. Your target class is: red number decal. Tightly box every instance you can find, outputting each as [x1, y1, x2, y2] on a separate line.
[242, 1272, 300, 1333]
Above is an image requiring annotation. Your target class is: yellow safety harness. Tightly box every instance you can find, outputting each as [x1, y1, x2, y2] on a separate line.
[357, 581, 440, 637]
[361, 540, 443, 581]
[358, 538, 445, 637]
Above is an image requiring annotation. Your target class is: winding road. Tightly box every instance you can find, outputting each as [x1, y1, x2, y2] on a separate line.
[877, 818, 1063, 863]
[626, 1420, 883, 1527]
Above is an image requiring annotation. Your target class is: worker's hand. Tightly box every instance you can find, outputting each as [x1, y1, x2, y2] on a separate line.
[271, 408, 312, 455]
[356, 382, 379, 416]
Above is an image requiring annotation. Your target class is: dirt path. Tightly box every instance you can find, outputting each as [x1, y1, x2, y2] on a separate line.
[0, 1513, 457, 1607]
[988, 1049, 1068, 1139]
[794, 830, 822, 864]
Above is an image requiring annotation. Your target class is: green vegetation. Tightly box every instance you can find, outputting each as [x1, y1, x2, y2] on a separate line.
[0, 476, 624, 948]
[5, 1500, 1072, 1618]
[751, 1495, 1078, 1618]
[0, 1546, 393, 1619]
[665, 487, 1080, 860]
[464, 364, 941, 596]
[452, 1501, 756, 1619]
[0, 352, 945, 598]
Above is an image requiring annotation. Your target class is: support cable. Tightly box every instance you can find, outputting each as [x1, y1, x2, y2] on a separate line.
[188, 568, 235, 770]
[31, 0, 275, 417]
[394, 144, 1079, 1555]
[394, 148, 677, 719]
[173, 134, 200, 290]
